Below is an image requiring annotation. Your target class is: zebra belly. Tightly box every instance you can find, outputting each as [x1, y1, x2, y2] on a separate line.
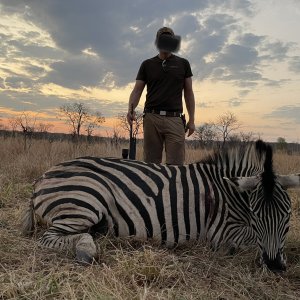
[31, 158, 206, 247]
[33, 193, 197, 248]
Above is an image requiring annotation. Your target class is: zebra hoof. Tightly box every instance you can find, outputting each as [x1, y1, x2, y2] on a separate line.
[76, 249, 94, 265]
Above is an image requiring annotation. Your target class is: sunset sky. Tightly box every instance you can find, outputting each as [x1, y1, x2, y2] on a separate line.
[0, 0, 300, 141]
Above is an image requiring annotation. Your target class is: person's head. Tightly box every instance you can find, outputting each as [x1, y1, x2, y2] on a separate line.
[156, 27, 175, 41]
[155, 27, 180, 55]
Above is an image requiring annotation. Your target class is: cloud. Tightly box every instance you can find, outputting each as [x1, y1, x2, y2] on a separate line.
[170, 14, 200, 36]
[212, 44, 260, 83]
[237, 33, 265, 47]
[228, 98, 245, 107]
[197, 101, 214, 108]
[0, 0, 258, 90]
[0, 0, 296, 94]
[206, 34, 292, 88]
[0, 77, 5, 89]
[41, 55, 107, 89]
[4, 76, 34, 89]
[0, 89, 129, 118]
[262, 78, 290, 87]
[220, 44, 259, 67]
[289, 56, 300, 73]
[6, 39, 63, 59]
[265, 105, 300, 124]
[261, 41, 294, 62]
[238, 89, 251, 97]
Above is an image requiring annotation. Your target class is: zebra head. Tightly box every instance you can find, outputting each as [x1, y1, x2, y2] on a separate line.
[225, 144, 299, 272]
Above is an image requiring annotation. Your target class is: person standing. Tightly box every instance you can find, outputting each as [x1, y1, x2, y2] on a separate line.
[127, 27, 195, 165]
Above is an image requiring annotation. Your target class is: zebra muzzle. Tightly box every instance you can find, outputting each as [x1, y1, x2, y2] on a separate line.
[261, 251, 287, 272]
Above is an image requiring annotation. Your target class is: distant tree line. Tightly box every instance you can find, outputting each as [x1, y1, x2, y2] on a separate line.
[193, 111, 256, 147]
[0, 102, 141, 149]
[0, 103, 299, 153]
[191, 112, 300, 153]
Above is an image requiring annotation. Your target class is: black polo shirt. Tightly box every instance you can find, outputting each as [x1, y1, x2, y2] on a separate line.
[136, 54, 193, 112]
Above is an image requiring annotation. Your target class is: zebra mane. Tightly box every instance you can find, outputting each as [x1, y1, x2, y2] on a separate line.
[259, 141, 276, 201]
[199, 140, 275, 184]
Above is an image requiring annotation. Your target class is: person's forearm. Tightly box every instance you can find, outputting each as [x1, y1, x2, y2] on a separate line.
[184, 90, 195, 122]
[128, 89, 142, 111]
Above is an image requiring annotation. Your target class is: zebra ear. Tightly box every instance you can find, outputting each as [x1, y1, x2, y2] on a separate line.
[277, 174, 300, 189]
[223, 176, 260, 192]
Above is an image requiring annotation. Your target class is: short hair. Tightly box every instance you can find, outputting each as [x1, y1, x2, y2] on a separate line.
[155, 27, 175, 43]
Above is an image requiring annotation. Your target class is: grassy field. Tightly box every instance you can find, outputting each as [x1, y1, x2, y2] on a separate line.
[0, 137, 299, 300]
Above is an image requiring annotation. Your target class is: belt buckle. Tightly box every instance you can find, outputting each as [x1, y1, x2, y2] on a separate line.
[160, 111, 167, 116]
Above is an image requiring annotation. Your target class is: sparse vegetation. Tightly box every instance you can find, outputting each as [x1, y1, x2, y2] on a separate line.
[117, 111, 144, 139]
[0, 136, 299, 299]
[194, 112, 257, 147]
[215, 111, 241, 145]
[59, 102, 105, 140]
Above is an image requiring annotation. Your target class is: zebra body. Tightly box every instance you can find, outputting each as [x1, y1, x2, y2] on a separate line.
[34, 158, 235, 247]
[23, 141, 300, 269]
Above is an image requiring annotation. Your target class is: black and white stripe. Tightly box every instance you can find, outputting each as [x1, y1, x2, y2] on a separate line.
[22, 140, 297, 269]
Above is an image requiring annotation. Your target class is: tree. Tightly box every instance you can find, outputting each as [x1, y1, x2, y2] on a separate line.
[16, 113, 36, 133]
[277, 137, 287, 151]
[277, 137, 286, 144]
[36, 122, 54, 140]
[110, 125, 123, 146]
[85, 112, 105, 139]
[228, 133, 241, 143]
[117, 111, 144, 139]
[16, 112, 37, 150]
[37, 122, 54, 133]
[60, 102, 105, 140]
[8, 118, 19, 136]
[240, 131, 255, 143]
[215, 112, 241, 145]
[194, 122, 218, 146]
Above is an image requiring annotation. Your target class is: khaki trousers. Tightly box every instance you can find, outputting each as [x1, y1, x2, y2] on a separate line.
[143, 113, 185, 165]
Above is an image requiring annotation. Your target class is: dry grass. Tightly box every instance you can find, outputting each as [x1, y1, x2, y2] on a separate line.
[0, 137, 300, 300]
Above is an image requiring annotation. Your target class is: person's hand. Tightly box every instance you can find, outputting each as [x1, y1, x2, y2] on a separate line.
[186, 120, 195, 137]
[127, 110, 136, 125]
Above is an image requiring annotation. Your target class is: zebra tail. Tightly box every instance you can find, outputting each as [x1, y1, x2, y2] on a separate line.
[20, 200, 35, 236]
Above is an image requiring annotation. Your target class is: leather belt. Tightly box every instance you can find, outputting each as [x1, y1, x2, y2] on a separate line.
[144, 109, 182, 117]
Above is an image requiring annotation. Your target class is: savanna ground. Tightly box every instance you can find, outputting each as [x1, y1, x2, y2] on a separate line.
[0, 136, 299, 300]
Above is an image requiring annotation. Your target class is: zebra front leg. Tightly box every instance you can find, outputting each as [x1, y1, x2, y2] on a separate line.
[75, 233, 97, 264]
[38, 227, 97, 264]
